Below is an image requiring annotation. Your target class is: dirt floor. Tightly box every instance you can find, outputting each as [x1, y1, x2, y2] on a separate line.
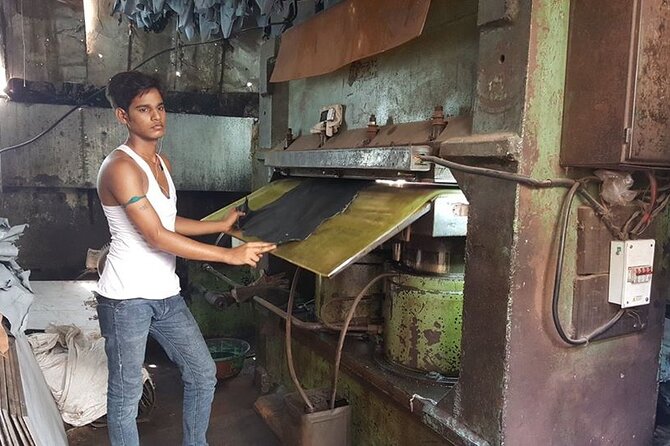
[67, 338, 280, 446]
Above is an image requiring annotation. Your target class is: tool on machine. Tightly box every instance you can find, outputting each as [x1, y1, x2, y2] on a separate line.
[200, 263, 288, 308]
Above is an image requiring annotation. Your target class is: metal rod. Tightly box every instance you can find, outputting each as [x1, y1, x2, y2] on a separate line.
[285, 269, 315, 412]
[330, 273, 398, 410]
[418, 155, 576, 188]
[201, 263, 243, 288]
[252, 296, 378, 333]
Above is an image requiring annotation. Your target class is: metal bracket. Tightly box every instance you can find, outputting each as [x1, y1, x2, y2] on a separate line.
[265, 146, 433, 171]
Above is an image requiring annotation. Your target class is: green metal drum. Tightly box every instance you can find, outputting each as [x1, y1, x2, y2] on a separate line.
[383, 272, 464, 377]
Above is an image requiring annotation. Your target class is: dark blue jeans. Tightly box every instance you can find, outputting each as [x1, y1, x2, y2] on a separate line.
[96, 294, 217, 446]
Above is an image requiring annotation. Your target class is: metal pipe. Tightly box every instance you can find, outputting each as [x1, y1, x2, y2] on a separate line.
[330, 273, 398, 410]
[252, 296, 379, 333]
[418, 155, 576, 188]
[202, 263, 243, 288]
[420, 154, 627, 240]
[285, 269, 315, 412]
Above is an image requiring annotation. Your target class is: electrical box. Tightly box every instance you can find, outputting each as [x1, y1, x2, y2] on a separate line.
[560, 0, 670, 168]
[608, 239, 655, 308]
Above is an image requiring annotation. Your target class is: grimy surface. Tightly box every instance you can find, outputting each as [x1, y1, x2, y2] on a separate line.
[205, 179, 453, 277]
[239, 178, 370, 244]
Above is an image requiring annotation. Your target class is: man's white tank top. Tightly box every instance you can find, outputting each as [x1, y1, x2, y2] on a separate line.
[96, 145, 180, 300]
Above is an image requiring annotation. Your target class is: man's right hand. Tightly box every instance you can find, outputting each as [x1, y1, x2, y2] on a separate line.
[225, 242, 276, 267]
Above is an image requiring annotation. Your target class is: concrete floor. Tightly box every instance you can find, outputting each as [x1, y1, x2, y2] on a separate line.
[60, 334, 670, 446]
[67, 338, 280, 446]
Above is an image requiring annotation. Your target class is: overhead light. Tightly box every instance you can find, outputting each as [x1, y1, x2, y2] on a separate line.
[175, 71, 182, 77]
[376, 179, 408, 188]
[246, 81, 253, 88]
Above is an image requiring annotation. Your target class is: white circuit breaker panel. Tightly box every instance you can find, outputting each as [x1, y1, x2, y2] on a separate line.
[608, 239, 655, 308]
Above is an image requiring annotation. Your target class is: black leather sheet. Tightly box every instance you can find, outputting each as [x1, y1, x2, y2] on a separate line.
[239, 179, 371, 244]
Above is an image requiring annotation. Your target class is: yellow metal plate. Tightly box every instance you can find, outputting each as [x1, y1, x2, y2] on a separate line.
[203, 179, 302, 221]
[204, 179, 448, 277]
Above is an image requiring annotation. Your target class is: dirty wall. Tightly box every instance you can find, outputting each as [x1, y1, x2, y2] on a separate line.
[286, 0, 478, 136]
[0, 0, 259, 278]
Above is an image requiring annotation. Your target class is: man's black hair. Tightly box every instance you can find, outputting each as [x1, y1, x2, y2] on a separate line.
[105, 71, 165, 112]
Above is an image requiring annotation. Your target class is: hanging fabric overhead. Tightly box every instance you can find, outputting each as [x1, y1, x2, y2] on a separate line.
[112, 0, 290, 40]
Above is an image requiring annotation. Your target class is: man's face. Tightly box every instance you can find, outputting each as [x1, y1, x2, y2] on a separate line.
[118, 88, 166, 141]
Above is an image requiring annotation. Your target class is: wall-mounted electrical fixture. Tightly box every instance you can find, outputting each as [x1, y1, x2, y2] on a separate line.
[561, 0, 670, 168]
[608, 239, 655, 308]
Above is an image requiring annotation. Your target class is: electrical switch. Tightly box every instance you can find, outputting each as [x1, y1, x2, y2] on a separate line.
[608, 239, 655, 308]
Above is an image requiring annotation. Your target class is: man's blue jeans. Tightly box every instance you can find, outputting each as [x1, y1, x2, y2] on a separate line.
[96, 294, 217, 446]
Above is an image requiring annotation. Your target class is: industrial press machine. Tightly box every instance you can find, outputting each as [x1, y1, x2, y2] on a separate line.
[202, 0, 670, 444]
[271, 109, 470, 380]
[205, 109, 475, 444]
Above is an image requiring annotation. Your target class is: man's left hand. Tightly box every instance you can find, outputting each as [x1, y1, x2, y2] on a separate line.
[219, 209, 245, 233]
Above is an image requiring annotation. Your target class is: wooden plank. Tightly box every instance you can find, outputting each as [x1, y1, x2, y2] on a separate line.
[10, 414, 28, 445]
[254, 393, 286, 440]
[0, 423, 7, 446]
[0, 353, 10, 445]
[8, 342, 29, 445]
[6, 340, 21, 418]
[9, 340, 27, 418]
[576, 207, 612, 275]
[2, 341, 20, 445]
[0, 410, 17, 446]
[17, 416, 35, 446]
[572, 274, 648, 340]
[0, 353, 7, 412]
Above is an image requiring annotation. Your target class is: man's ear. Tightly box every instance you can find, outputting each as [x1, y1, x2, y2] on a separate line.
[115, 107, 129, 126]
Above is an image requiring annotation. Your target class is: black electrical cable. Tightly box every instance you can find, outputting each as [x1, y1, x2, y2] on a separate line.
[419, 154, 630, 346]
[419, 154, 624, 239]
[0, 22, 279, 156]
[551, 182, 581, 344]
[551, 182, 625, 345]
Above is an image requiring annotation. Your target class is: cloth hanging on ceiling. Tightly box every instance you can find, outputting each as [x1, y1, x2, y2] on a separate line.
[112, 0, 288, 40]
[239, 179, 370, 244]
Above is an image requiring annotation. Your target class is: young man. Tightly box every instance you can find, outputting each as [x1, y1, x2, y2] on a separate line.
[96, 71, 275, 446]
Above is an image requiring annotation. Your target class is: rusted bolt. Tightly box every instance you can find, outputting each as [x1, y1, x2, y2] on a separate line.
[365, 114, 379, 144]
[430, 106, 447, 140]
[284, 128, 293, 149]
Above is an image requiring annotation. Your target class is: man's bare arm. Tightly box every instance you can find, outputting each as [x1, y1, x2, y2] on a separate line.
[160, 154, 243, 237]
[175, 211, 243, 237]
[100, 160, 274, 267]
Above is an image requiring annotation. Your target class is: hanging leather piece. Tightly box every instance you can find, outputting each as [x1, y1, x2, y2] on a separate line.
[270, 0, 431, 82]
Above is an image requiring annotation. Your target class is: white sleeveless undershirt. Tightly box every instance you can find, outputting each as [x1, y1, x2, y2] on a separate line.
[96, 145, 180, 300]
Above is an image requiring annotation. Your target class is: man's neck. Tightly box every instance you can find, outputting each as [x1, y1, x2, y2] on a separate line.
[125, 135, 159, 158]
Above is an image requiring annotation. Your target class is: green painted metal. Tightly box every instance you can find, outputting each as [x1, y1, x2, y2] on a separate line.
[256, 314, 446, 446]
[187, 262, 258, 339]
[383, 272, 464, 376]
[203, 178, 301, 221]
